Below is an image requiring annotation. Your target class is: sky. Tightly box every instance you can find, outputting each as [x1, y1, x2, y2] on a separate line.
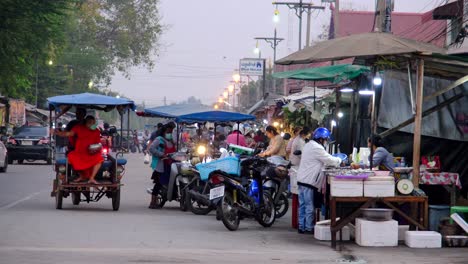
[108, 0, 444, 107]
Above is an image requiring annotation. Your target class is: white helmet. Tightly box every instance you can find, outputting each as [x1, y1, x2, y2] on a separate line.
[232, 123, 245, 134]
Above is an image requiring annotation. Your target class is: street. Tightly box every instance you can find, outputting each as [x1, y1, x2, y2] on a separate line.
[0, 154, 465, 264]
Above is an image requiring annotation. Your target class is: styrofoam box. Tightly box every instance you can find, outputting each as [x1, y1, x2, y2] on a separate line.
[364, 180, 395, 197]
[355, 218, 398, 247]
[405, 231, 442, 248]
[314, 224, 350, 241]
[330, 179, 363, 197]
[398, 225, 410, 241]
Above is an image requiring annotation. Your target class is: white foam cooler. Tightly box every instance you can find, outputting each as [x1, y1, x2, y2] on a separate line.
[330, 178, 363, 197]
[355, 218, 398, 247]
[405, 231, 442, 248]
[314, 224, 350, 241]
[364, 180, 395, 197]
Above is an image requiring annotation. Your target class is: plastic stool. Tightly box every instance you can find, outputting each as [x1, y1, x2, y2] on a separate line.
[450, 206, 468, 223]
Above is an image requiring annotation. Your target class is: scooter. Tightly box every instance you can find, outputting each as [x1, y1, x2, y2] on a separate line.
[262, 156, 291, 219]
[204, 157, 277, 231]
[147, 152, 197, 211]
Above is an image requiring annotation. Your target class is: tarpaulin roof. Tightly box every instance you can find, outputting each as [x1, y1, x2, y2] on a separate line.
[140, 104, 212, 118]
[47, 93, 136, 111]
[276, 32, 447, 65]
[176, 111, 255, 123]
[273, 64, 370, 83]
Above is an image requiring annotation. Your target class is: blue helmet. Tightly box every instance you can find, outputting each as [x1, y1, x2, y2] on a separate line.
[313, 127, 331, 140]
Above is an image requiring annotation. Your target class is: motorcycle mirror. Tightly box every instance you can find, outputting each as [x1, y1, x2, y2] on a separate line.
[293, 150, 302, 156]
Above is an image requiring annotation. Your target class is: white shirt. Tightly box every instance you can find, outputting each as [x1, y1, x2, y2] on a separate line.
[297, 140, 341, 192]
[289, 137, 306, 166]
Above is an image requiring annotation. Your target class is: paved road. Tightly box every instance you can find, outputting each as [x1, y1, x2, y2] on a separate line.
[0, 154, 467, 264]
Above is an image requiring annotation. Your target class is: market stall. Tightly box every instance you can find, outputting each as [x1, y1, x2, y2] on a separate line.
[275, 32, 468, 249]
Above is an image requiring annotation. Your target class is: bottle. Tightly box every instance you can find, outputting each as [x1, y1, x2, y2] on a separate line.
[400, 157, 406, 167]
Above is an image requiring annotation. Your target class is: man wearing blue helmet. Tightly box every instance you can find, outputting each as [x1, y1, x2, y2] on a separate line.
[297, 127, 342, 234]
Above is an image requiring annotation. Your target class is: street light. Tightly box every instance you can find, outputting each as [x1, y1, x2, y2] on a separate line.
[273, 8, 280, 24]
[223, 91, 228, 99]
[218, 97, 224, 103]
[214, 104, 219, 110]
[88, 80, 94, 89]
[228, 84, 234, 93]
[232, 73, 240, 83]
[48, 60, 53, 66]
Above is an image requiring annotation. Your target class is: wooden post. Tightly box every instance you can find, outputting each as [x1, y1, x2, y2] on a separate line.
[412, 59, 424, 187]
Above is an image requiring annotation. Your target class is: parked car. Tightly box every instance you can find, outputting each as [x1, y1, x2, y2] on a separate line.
[7, 126, 52, 164]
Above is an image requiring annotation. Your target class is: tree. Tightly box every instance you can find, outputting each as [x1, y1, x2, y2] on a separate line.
[0, 0, 70, 99]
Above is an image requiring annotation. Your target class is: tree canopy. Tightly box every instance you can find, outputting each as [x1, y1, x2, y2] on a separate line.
[0, 0, 163, 108]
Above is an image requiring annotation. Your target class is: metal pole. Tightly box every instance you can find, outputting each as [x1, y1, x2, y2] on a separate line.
[35, 58, 39, 107]
[306, 7, 311, 47]
[272, 28, 278, 95]
[298, 0, 303, 51]
[262, 59, 267, 99]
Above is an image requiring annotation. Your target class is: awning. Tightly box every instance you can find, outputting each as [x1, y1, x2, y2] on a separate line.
[139, 104, 212, 118]
[273, 64, 369, 83]
[433, 0, 463, 20]
[279, 87, 334, 103]
[176, 111, 255, 123]
[47, 93, 136, 111]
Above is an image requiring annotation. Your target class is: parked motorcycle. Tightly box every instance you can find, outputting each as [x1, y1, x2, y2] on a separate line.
[202, 157, 276, 231]
[147, 152, 197, 211]
[262, 156, 291, 219]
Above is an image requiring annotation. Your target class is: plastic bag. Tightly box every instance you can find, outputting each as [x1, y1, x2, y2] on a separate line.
[144, 153, 151, 164]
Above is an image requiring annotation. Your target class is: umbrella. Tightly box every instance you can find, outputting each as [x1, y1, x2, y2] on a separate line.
[276, 32, 447, 65]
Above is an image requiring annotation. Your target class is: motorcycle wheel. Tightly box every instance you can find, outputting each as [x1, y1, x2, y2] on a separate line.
[179, 188, 187, 211]
[275, 193, 289, 219]
[257, 193, 276, 228]
[187, 186, 212, 215]
[220, 191, 240, 231]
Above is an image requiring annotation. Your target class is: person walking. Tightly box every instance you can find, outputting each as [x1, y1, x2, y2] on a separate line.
[289, 127, 310, 167]
[297, 127, 341, 234]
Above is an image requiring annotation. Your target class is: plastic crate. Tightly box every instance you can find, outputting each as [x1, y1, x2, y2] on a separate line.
[196, 156, 240, 181]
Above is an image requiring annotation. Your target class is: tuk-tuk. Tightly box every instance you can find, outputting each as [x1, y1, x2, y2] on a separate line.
[48, 93, 135, 211]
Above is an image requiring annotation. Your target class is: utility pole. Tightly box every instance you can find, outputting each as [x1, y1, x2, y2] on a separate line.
[273, 1, 325, 50]
[163, 96, 167, 106]
[375, 0, 393, 32]
[334, 0, 340, 39]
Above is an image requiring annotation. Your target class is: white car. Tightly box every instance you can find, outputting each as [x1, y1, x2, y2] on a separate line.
[0, 140, 8, 172]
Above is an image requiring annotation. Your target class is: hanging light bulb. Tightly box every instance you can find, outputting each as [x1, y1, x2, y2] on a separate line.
[273, 9, 280, 24]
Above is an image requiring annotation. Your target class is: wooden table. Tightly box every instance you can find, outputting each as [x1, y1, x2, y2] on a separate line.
[330, 196, 428, 249]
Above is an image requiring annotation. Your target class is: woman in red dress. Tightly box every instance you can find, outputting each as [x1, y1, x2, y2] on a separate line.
[55, 115, 104, 184]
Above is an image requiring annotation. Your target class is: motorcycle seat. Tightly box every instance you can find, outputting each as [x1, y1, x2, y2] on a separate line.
[117, 159, 127, 165]
[102, 160, 113, 169]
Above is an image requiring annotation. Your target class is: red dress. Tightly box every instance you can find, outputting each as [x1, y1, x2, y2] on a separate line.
[68, 124, 104, 171]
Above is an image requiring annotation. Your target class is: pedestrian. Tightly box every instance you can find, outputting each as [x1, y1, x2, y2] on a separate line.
[258, 126, 286, 158]
[254, 130, 266, 144]
[289, 127, 310, 167]
[297, 127, 341, 234]
[226, 124, 246, 147]
[132, 129, 141, 153]
[55, 122, 68, 153]
[286, 127, 302, 157]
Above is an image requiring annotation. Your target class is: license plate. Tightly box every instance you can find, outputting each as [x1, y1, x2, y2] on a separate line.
[21, 141, 33, 145]
[209, 185, 225, 200]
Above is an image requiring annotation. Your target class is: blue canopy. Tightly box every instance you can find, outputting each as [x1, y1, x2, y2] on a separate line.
[176, 111, 256, 123]
[47, 93, 136, 111]
[141, 104, 212, 118]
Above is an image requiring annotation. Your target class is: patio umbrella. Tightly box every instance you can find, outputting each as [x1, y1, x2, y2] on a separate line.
[276, 32, 446, 65]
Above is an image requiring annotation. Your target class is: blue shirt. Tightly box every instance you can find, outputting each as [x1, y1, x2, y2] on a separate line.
[372, 147, 395, 172]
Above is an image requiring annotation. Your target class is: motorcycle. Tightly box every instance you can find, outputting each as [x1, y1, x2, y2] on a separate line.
[209, 157, 277, 231]
[147, 152, 197, 211]
[262, 156, 291, 219]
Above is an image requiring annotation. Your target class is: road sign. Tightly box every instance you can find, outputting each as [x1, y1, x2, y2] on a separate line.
[239, 59, 265, 76]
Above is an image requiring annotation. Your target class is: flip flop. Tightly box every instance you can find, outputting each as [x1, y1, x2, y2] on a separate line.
[72, 178, 86, 183]
[88, 179, 99, 185]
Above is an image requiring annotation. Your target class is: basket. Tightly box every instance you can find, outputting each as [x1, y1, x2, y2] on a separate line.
[196, 156, 240, 181]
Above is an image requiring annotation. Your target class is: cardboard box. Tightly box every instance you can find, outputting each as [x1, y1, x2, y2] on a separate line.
[330, 179, 363, 197]
[364, 180, 395, 197]
[405, 231, 442, 248]
[355, 218, 398, 247]
[314, 224, 350, 241]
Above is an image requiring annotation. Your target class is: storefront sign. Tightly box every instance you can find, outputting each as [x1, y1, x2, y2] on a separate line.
[239, 59, 264, 76]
